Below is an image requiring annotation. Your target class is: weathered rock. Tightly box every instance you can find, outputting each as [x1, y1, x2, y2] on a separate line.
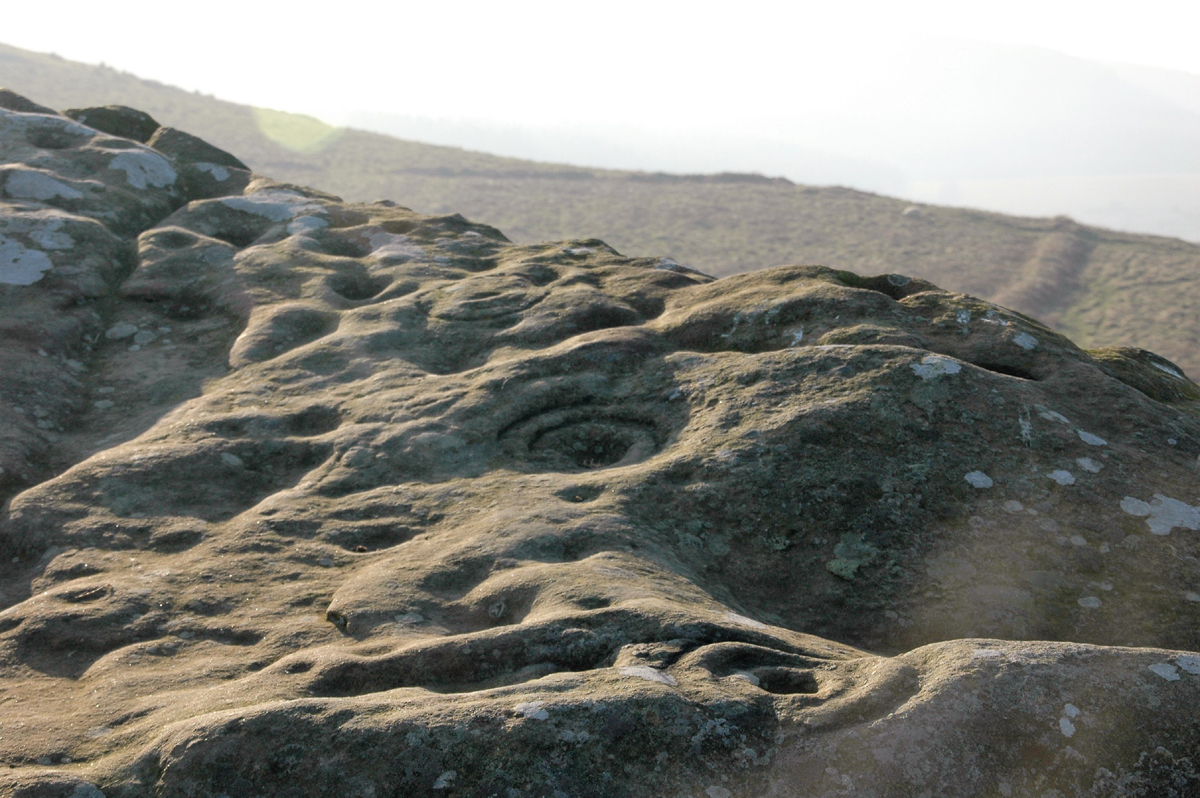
[145, 126, 248, 170]
[1, 94, 1199, 798]
[0, 88, 56, 115]
[63, 106, 160, 144]
[0, 103, 182, 237]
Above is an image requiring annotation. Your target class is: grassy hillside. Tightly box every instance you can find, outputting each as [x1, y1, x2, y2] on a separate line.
[3, 42, 1198, 376]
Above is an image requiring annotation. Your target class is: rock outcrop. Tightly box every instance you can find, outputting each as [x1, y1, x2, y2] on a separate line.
[1, 90, 1199, 798]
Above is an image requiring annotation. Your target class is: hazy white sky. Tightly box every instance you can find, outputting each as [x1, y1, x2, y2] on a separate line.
[4, 0, 1198, 125]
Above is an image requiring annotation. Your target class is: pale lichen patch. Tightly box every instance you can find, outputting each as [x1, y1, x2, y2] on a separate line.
[910, 355, 961, 379]
[0, 235, 53, 285]
[1019, 409, 1033, 446]
[1036, 408, 1075, 427]
[109, 150, 177, 190]
[195, 162, 231, 181]
[1120, 494, 1200, 535]
[1013, 332, 1038, 350]
[287, 215, 328, 235]
[618, 666, 677, 685]
[1048, 470, 1076, 486]
[514, 700, 549, 720]
[105, 322, 138, 340]
[5, 168, 84, 200]
[1149, 662, 1181, 681]
[964, 471, 993, 489]
[825, 533, 879, 581]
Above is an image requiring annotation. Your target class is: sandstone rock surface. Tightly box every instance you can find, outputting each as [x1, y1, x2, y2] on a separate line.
[1, 90, 1199, 798]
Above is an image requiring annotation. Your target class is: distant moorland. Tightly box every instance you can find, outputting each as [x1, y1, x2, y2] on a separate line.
[2, 41, 1197, 377]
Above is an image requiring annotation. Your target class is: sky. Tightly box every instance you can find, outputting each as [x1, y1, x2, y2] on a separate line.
[3, 0, 1198, 126]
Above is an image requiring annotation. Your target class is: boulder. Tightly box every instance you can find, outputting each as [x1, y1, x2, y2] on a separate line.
[0, 88, 56, 115]
[146, 125, 248, 170]
[63, 105, 160, 143]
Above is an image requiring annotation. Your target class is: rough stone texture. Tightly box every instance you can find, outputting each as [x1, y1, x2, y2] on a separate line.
[0, 88, 56, 115]
[1, 90, 1199, 797]
[63, 106, 161, 145]
[144, 126, 249, 171]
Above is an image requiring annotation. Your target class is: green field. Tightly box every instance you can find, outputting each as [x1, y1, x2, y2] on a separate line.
[3, 41, 1197, 376]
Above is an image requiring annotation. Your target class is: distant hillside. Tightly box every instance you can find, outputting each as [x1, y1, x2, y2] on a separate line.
[346, 43, 1200, 243]
[2, 41, 1198, 377]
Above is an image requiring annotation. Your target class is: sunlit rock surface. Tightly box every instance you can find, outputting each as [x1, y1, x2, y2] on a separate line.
[1, 90, 1199, 798]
